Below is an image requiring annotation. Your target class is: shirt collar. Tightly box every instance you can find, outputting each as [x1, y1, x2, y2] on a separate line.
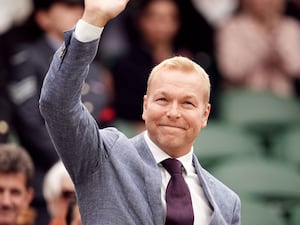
[144, 131, 194, 175]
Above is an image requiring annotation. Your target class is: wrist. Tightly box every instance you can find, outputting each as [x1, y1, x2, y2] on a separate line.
[81, 10, 108, 28]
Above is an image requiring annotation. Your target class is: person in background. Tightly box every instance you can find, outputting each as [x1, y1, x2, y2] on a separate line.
[39, 0, 241, 224]
[190, 0, 238, 28]
[216, 0, 300, 97]
[100, 0, 221, 123]
[0, 144, 35, 225]
[43, 161, 75, 225]
[0, 0, 35, 144]
[0, 0, 32, 34]
[110, 0, 189, 133]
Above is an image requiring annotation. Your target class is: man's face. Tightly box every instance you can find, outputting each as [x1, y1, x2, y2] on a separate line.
[47, 3, 83, 33]
[0, 173, 33, 225]
[36, 3, 84, 41]
[142, 69, 210, 157]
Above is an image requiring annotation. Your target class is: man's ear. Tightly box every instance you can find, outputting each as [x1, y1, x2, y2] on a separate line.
[201, 103, 211, 128]
[25, 187, 34, 206]
[142, 95, 148, 121]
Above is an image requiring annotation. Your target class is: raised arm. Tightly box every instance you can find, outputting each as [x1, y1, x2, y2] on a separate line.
[39, 0, 129, 182]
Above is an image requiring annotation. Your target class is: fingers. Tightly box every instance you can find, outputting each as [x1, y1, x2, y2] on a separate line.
[82, 0, 130, 27]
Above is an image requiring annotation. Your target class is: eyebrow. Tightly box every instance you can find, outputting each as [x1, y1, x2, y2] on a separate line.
[154, 90, 198, 99]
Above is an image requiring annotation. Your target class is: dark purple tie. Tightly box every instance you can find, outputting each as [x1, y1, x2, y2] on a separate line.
[161, 158, 194, 225]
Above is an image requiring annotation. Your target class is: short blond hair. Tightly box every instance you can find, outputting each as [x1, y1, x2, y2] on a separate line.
[146, 56, 211, 102]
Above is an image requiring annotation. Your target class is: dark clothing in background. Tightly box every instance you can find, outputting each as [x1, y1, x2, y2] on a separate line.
[111, 44, 154, 122]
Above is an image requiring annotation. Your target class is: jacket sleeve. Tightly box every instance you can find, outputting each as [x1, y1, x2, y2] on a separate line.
[39, 30, 104, 184]
[231, 196, 241, 225]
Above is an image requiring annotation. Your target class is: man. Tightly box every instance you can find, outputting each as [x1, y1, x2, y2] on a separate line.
[0, 144, 35, 225]
[39, 0, 241, 224]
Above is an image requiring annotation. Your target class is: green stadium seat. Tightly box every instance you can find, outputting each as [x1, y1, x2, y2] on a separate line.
[290, 203, 300, 225]
[218, 88, 300, 146]
[111, 119, 140, 138]
[211, 157, 300, 214]
[194, 121, 264, 168]
[271, 126, 300, 171]
[241, 198, 286, 225]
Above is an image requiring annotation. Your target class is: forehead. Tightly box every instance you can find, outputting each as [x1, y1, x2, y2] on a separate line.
[0, 173, 27, 189]
[148, 69, 210, 103]
[149, 69, 204, 91]
[144, 0, 178, 14]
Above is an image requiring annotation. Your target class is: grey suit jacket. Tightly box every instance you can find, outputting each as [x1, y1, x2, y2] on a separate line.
[39, 29, 241, 225]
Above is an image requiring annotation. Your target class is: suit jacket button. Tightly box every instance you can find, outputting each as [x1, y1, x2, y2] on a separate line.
[60, 48, 66, 59]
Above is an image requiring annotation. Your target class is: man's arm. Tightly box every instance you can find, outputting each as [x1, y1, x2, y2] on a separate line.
[231, 197, 241, 225]
[39, 0, 129, 182]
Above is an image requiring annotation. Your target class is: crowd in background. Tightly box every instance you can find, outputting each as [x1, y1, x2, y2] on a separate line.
[1, 0, 300, 225]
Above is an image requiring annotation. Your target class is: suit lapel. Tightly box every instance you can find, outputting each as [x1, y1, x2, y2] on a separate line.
[193, 155, 228, 225]
[131, 135, 229, 225]
[131, 134, 165, 225]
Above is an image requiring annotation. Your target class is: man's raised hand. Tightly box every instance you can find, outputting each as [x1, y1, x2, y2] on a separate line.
[82, 0, 130, 27]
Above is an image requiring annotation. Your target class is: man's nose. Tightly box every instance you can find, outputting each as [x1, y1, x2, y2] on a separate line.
[0, 191, 13, 206]
[166, 102, 181, 118]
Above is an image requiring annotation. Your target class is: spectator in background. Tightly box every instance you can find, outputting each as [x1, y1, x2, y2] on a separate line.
[109, 0, 189, 132]
[98, 0, 216, 70]
[99, 0, 220, 128]
[43, 161, 75, 225]
[109, 0, 225, 132]
[0, 0, 35, 144]
[175, 0, 215, 69]
[216, 0, 300, 97]
[0, 143, 35, 225]
[189, 0, 239, 28]
[0, 0, 32, 34]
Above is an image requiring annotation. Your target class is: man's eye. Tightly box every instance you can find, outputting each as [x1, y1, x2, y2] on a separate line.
[184, 101, 193, 105]
[11, 189, 22, 196]
[157, 98, 167, 102]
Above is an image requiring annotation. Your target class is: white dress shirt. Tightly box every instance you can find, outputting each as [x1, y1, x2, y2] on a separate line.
[74, 19, 104, 42]
[144, 132, 212, 225]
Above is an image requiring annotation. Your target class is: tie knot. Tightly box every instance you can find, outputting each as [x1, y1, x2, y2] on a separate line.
[161, 158, 183, 176]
